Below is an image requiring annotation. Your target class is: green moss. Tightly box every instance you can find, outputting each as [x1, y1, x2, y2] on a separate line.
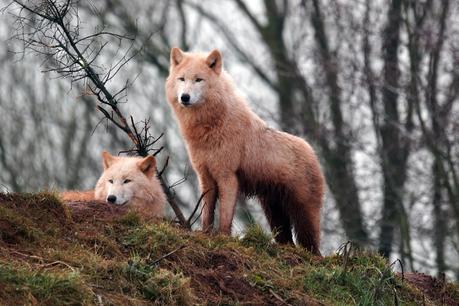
[142, 268, 195, 305]
[117, 211, 142, 227]
[301, 256, 421, 305]
[0, 192, 71, 245]
[12, 191, 72, 222]
[123, 222, 185, 256]
[249, 272, 276, 292]
[0, 265, 92, 305]
[0, 192, 456, 305]
[0, 206, 42, 243]
[241, 223, 278, 255]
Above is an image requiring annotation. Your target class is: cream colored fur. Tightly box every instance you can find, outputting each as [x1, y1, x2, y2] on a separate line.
[166, 48, 325, 254]
[61, 152, 166, 219]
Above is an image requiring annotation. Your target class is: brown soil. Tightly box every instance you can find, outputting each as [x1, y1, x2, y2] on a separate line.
[67, 200, 129, 223]
[0, 193, 458, 306]
[404, 272, 458, 306]
[64, 199, 324, 305]
[181, 249, 275, 305]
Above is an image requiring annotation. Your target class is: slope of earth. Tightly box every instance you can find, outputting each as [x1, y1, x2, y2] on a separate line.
[0, 192, 458, 305]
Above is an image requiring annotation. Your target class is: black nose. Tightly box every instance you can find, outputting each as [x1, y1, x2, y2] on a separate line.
[107, 195, 116, 203]
[181, 94, 190, 104]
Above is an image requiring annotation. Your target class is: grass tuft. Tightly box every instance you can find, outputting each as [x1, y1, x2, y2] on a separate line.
[0, 206, 42, 243]
[117, 211, 142, 227]
[142, 268, 196, 305]
[241, 223, 278, 255]
[0, 265, 91, 305]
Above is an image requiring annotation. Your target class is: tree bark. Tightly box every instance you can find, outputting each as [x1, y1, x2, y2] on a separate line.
[377, 0, 407, 258]
[424, 0, 451, 274]
[309, 0, 369, 246]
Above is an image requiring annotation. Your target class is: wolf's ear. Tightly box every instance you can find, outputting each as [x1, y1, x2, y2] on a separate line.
[102, 151, 116, 169]
[170, 47, 184, 67]
[206, 49, 222, 74]
[138, 155, 157, 177]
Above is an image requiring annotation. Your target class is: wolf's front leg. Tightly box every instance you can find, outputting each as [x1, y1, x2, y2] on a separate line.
[198, 170, 217, 232]
[217, 173, 239, 234]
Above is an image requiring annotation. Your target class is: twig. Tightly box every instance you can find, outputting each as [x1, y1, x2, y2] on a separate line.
[336, 241, 354, 275]
[149, 245, 186, 266]
[159, 175, 188, 228]
[190, 198, 207, 228]
[269, 289, 291, 306]
[187, 189, 210, 226]
[157, 156, 169, 177]
[390, 258, 404, 282]
[4, 248, 76, 272]
[8, 249, 46, 262]
[39, 260, 76, 272]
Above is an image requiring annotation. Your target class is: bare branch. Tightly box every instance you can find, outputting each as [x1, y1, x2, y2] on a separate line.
[7, 0, 190, 228]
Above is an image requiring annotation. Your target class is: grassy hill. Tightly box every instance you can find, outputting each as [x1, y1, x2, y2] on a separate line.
[0, 192, 457, 305]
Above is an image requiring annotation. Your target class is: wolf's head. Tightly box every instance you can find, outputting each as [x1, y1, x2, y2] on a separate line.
[166, 48, 223, 108]
[95, 151, 157, 206]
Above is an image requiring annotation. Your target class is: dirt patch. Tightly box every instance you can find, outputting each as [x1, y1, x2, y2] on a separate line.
[280, 252, 307, 266]
[159, 248, 268, 304]
[0, 193, 71, 246]
[404, 272, 459, 306]
[0, 192, 71, 226]
[67, 200, 129, 223]
[162, 248, 318, 305]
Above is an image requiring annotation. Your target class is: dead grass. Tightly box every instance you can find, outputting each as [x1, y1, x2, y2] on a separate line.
[0, 192, 457, 305]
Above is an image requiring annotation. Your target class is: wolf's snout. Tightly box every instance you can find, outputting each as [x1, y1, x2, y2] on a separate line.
[107, 195, 117, 203]
[180, 93, 191, 105]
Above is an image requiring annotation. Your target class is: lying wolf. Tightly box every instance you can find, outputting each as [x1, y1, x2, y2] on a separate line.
[61, 151, 166, 219]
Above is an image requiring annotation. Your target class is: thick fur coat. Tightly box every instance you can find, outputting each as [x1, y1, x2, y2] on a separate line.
[165, 48, 325, 254]
[61, 152, 166, 219]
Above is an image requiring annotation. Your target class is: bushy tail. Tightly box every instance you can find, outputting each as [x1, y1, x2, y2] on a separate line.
[60, 190, 95, 202]
[291, 207, 322, 256]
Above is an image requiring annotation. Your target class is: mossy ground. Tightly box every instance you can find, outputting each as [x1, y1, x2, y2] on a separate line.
[0, 192, 457, 305]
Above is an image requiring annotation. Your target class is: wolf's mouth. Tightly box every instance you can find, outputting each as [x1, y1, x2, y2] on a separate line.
[108, 201, 129, 206]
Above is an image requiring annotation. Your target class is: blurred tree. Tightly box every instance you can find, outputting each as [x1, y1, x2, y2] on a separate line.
[408, 0, 458, 275]
[375, 0, 412, 260]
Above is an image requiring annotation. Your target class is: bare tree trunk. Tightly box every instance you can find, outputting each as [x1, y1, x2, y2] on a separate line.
[432, 157, 447, 274]
[309, 0, 369, 246]
[424, 0, 451, 274]
[235, 0, 300, 133]
[377, 0, 408, 258]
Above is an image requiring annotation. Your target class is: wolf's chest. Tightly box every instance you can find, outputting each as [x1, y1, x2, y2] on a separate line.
[184, 122, 232, 149]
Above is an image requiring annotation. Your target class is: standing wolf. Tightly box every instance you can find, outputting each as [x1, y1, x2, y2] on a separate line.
[165, 48, 325, 254]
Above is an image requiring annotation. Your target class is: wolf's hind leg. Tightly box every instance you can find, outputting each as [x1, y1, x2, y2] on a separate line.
[260, 195, 293, 244]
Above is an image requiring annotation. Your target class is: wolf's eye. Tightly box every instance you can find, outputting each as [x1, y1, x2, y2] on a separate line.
[123, 179, 132, 184]
[178, 77, 185, 81]
[195, 78, 204, 82]
[108, 179, 113, 184]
